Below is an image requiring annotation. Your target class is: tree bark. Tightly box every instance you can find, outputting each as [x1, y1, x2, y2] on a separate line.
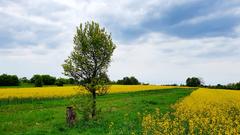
[92, 90, 97, 118]
[66, 106, 76, 127]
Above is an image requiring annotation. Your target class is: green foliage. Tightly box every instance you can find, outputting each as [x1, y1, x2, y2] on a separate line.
[56, 81, 64, 86]
[208, 82, 240, 90]
[0, 88, 195, 134]
[0, 83, 34, 88]
[41, 75, 56, 85]
[62, 21, 116, 118]
[71, 93, 93, 121]
[0, 76, 74, 88]
[116, 76, 140, 85]
[62, 21, 116, 87]
[56, 78, 65, 86]
[31, 74, 56, 85]
[55, 78, 75, 86]
[96, 85, 110, 96]
[69, 78, 76, 84]
[30, 74, 40, 83]
[34, 75, 43, 87]
[186, 77, 202, 87]
[0, 74, 19, 86]
[98, 73, 111, 84]
[56, 78, 76, 85]
[19, 77, 30, 83]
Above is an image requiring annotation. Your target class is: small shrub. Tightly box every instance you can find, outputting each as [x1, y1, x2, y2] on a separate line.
[71, 90, 102, 121]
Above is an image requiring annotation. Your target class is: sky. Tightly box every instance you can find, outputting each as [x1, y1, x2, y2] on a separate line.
[0, 0, 240, 85]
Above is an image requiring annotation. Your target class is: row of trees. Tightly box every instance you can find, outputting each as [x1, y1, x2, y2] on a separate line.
[0, 73, 143, 87]
[113, 76, 140, 85]
[1, 73, 238, 90]
[186, 77, 240, 90]
[0, 74, 75, 87]
[208, 82, 240, 90]
[30, 75, 76, 87]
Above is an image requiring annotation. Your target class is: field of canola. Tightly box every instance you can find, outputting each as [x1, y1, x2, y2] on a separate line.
[2, 85, 239, 134]
[0, 85, 176, 99]
[142, 88, 240, 135]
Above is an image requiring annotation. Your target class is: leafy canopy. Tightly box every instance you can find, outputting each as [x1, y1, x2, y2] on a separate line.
[62, 21, 116, 92]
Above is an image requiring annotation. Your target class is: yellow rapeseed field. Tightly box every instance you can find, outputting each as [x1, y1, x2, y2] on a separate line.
[142, 88, 240, 135]
[0, 85, 176, 99]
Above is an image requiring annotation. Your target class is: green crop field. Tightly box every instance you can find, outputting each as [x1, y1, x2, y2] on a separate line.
[0, 88, 194, 135]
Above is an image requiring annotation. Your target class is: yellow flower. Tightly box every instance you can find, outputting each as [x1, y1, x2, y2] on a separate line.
[0, 85, 177, 99]
[141, 88, 240, 134]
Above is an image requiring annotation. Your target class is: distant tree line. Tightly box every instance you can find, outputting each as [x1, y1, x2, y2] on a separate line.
[111, 76, 142, 85]
[78, 75, 145, 85]
[0, 74, 75, 87]
[186, 77, 240, 90]
[0, 74, 145, 87]
[207, 82, 240, 90]
[30, 75, 75, 87]
[2, 73, 238, 90]
[79, 76, 142, 85]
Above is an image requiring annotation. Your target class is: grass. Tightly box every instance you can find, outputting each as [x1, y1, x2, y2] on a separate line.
[0, 88, 195, 135]
[0, 83, 34, 88]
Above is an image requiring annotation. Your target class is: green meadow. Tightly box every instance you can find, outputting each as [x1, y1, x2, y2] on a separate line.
[0, 88, 195, 135]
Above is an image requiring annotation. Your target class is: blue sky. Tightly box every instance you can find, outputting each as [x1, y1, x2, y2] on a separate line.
[0, 0, 240, 85]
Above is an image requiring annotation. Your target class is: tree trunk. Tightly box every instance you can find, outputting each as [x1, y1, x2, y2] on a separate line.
[66, 106, 76, 127]
[92, 90, 97, 118]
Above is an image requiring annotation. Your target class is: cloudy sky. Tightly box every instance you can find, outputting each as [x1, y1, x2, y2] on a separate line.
[0, 0, 240, 85]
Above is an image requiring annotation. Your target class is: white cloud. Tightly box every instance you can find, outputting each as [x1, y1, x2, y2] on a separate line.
[109, 32, 240, 84]
[0, 0, 240, 85]
[174, 6, 240, 27]
[0, 42, 71, 78]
